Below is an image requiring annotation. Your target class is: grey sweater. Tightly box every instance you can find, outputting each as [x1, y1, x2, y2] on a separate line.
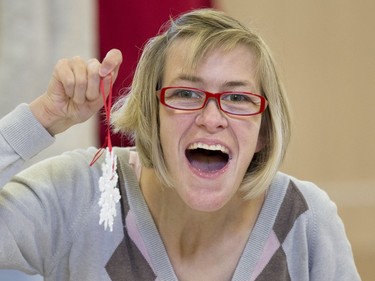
[0, 104, 361, 280]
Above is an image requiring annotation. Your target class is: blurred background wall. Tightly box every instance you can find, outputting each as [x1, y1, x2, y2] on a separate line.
[0, 0, 374, 280]
[0, 0, 97, 280]
[0, 0, 98, 167]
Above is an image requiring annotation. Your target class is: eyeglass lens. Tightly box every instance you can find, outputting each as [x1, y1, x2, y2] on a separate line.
[163, 88, 264, 115]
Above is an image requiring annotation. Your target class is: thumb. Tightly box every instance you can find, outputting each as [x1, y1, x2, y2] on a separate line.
[99, 49, 123, 78]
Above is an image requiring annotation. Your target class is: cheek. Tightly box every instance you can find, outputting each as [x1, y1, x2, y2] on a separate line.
[238, 117, 262, 144]
[234, 120, 263, 163]
[158, 109, 189, 159]
[159, 111, 173, 153]
[159, 108, 195, 147]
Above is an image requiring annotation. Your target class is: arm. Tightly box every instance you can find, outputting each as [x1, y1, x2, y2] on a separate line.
[0, 104, 55, 186]
[0, 50, 123, 274]
[0, 49, 122, 186]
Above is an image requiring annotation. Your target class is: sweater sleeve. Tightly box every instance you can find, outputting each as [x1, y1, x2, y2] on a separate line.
[300, 181, 362, 281]
[0, 104, 55, 187]
[0, 104, 102, 276]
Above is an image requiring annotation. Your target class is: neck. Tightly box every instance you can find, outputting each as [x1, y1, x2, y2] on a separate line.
[140, 167, 265, 257]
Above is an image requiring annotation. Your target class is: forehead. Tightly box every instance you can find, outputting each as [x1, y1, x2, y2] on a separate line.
[162, 38, 260, 90]
[166, 37, 257, 67]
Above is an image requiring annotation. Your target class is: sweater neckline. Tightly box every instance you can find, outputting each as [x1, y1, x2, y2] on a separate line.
[122, 155, 289, 280]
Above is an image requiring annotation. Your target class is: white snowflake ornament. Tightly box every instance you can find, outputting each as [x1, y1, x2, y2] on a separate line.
[98, 148, 121, 232]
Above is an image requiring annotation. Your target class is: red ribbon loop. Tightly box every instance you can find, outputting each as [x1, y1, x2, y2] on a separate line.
[90, 76, 113, 166]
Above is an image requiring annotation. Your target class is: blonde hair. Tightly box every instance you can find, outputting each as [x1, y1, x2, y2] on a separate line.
[112, 8, 291, 199]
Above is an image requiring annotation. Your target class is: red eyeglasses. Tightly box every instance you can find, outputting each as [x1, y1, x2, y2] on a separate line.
[158, 87, 268, 116]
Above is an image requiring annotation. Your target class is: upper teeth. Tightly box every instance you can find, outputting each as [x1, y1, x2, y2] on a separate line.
[188, 143, 229, 154]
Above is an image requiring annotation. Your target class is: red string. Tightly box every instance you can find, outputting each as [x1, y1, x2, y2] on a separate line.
[90, 76, 113, 166]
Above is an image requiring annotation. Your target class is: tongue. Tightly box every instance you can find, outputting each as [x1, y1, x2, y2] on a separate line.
[187, 149, 228, 172]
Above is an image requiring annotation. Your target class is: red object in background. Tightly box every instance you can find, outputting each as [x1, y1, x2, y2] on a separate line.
[98, 0, 212, 147]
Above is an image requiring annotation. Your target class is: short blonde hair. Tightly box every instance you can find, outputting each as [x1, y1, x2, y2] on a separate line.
[112, 8, 291, 199]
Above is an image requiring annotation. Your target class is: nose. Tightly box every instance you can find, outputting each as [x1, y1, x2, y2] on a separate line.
[195, 99, 228, 132]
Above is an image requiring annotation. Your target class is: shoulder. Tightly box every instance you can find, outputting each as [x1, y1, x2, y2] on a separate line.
[270, 172, 342, 243]
[286, 173, 338, 223]
[18, 147, 103, 185]
[10, 147, 105, 223]
[274, 172, 336, 217]
[269, 173, 360, 279]
[276, 173, 349, 255]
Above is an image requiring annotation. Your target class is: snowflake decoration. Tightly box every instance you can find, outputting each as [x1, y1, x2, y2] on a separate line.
[98, 148, 121, 232]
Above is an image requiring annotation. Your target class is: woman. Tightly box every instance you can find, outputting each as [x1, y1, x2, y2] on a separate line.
[0, 9, 360, 281]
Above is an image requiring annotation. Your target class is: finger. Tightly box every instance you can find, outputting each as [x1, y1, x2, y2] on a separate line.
[53, 58, 75, 99]
[69, 56, 88, 105]
[86, 58, 101, 101]
[99, 49, 123, 79]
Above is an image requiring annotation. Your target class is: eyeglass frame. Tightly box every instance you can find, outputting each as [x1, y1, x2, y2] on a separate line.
[157, 86, 268, 116]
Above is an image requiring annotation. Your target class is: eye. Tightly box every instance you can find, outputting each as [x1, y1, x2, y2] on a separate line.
[222, 93, 258, 104]
[168, 88, 203, 99]
[229, 94, 247, 102]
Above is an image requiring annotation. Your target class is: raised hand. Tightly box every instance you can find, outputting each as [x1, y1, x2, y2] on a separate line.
[30, 49, 123, 135]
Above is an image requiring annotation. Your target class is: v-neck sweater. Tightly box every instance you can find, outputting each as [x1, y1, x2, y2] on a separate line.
[0, 104, 361, 280]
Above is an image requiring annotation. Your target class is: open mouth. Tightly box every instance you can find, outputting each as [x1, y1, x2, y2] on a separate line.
[185, 143, 230, 173]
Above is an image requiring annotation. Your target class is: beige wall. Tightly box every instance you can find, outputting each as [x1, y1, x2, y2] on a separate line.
[216, 0, 375, 280]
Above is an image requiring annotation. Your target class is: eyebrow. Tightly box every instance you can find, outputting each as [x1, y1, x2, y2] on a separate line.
[173, 74, 255, 89]
[173, 74, 202, 83]
[222, 80, 253, 88]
